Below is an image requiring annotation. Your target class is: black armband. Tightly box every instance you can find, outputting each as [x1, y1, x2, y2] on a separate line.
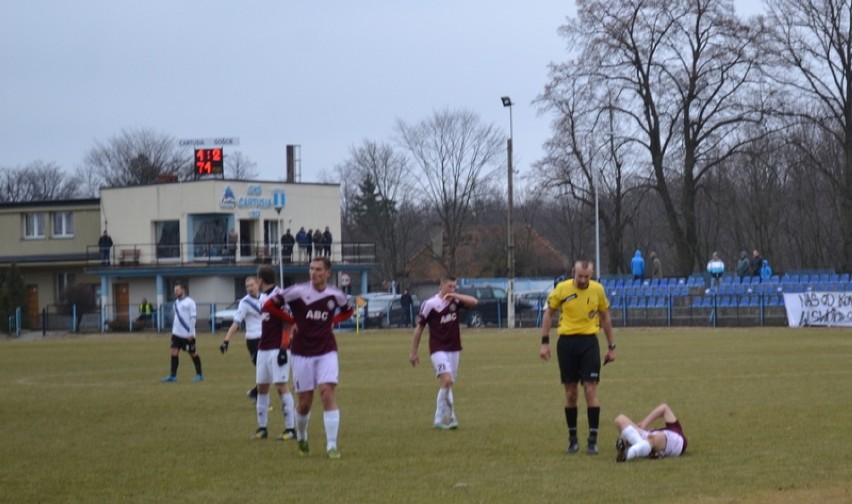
[541, 335, 550, 344]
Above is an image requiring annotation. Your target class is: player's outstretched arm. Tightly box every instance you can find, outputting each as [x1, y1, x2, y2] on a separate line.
[637, 403, 676, 430]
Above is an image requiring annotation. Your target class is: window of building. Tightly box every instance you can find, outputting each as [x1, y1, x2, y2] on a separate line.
[155, 220, 180, 259]
[23, 212, 45, 239]
[57, 272, 76, 301]
[189, 214, 230, 258]
[52, 212, 74, 238]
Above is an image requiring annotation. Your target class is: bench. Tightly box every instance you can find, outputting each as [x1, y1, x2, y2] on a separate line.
[119, 248, 140, 265]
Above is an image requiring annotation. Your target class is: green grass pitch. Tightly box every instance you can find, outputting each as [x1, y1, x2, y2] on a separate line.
[1, 327, 850, 503]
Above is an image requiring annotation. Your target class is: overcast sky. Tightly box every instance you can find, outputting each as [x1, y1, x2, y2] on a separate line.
[1, 1, 766, 185]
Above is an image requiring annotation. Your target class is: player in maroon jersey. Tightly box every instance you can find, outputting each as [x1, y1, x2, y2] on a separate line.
[409, 276, 478, 430]
[263, 256, 353, 459]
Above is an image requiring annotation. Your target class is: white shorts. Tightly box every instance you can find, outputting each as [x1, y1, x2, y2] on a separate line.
[430, 351, 460, 381]
[255, 349, 291, 385]
[291, 351, 338, 393]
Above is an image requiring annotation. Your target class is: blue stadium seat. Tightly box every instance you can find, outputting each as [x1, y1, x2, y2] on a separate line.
[799, 274, 810, 284]
[610, 296, 623, 309]
[718, 296, 733, 307]
[819, 274, 830, 283]
[691, 297, 703, 308]
[770, 275, 780, 283]
[741, 276, 751, 285]
[840, 273, 850, 283]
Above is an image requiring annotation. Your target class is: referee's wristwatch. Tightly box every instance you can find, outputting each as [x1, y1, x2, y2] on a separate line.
[607, 343, 617, 350]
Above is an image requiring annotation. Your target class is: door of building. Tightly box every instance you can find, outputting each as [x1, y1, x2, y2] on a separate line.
[26, 285, 38, 328]
[114, 282, 129, 325]
[239, 219, 253, 257]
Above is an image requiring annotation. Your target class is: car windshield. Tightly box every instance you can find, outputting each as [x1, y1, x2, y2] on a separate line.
[369, 298, 393, 311]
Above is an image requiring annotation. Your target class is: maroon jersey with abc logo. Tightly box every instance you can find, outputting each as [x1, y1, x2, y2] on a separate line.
[268, 282, 351, 357]
[417, 294, 463, 354]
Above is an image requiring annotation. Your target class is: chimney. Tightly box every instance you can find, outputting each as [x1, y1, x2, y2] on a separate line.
[286, 145, 299, 183]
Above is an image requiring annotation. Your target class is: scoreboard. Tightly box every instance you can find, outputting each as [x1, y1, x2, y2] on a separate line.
[195, 148, 224, 176]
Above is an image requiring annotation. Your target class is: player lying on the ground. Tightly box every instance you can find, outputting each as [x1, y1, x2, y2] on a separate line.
[614, 403, 688, 462]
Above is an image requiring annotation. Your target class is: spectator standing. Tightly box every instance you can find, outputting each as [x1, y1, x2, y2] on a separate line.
[161, 281, 203, 382]
[706, 252, 725, 290]
[650, 252, 662, 281]
[296, 227, 308, 262]
[312, 228, 324, 259]
[750, 250, 763, 278]
[281, 229, 295, 263]
[98, 230, 113, 265]
[735, 251, 750, 279]
[400, 289, 413, 327]
[306, 228, 314, 262]
[760, 259, 773, 282]
[226, 228, 238, 262]
[631, 250, 645, 282]
[322, 226, 333, 257]
[540, 260, 616, 455]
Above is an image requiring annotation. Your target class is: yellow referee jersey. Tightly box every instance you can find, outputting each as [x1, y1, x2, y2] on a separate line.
[546, 279, 610, 335]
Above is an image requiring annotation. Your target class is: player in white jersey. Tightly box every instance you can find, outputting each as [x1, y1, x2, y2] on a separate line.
[264, 256, 354, 459]
[219, 276, 265, 403]
[161, 281, 203, 382]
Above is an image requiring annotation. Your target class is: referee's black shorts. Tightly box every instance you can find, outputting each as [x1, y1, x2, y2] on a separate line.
[556, 334, 601, 384]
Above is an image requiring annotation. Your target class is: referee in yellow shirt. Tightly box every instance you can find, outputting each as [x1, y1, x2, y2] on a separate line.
[540, 259, 616, 455]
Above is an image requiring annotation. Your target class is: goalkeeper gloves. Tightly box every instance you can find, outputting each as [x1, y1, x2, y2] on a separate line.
[277, 348, 288, 366]
[219, 340, 229, 354]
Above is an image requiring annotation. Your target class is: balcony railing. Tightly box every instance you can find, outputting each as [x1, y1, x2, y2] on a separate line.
[85, 241, 376, 267]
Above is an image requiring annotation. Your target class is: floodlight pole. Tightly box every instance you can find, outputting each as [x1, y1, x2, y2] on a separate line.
[502, 96, 515, 329]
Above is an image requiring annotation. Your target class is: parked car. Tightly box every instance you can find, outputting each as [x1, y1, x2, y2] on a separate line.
[364, 294, 421, 328]
[456, 286, 533, 328]
[214, 300, 241, 329]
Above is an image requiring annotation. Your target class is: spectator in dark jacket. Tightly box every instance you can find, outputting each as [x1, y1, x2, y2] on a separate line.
[322, 226, 333, 257]
[750, 250, 763, 278]
[735, 251, 750, 279]
[281, 229, 295, 263]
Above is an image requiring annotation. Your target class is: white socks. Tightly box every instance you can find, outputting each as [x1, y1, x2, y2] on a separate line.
[435, 387, 455, 423]
[257, 394, 269, 428]
[324, 410, 340, 451]
[295, 409, 341, 451]
[296, 411, 310, 441]
[627, 441, 652, 460]
[621, 425, 652, 460]
[281, 392, 295, 430]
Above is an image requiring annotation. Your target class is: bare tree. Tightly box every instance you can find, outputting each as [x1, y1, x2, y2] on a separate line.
[0, 161, 81, 202]
[225, 150, 259, 180]
[83, 128, 189, 188]
[338, 140, 420, 285]
[536, 75, 646, 276]
[396, 108, 504, 275]
[767, 0, 852, 270]
[550, 0, 772, 276]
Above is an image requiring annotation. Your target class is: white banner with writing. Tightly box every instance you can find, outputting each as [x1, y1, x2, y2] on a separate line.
[783, 291, 852, 327]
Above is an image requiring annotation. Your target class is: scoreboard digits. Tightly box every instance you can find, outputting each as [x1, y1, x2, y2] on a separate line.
[195, 148, 224, 175]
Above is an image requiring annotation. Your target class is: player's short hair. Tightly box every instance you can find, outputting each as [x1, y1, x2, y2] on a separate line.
[440, 275, 457, 284]
[573, 259, 595, 271]
[311, 256, 331, 270]
[256, 265, 276, 285]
